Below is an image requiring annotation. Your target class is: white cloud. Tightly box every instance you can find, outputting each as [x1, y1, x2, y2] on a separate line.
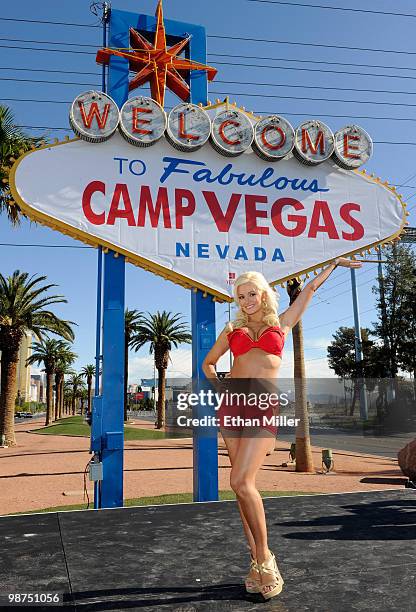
[128, 345, 335, 382]
[128, 347, 192, 382]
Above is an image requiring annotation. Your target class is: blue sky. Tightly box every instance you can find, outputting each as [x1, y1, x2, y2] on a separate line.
[1, 0, 415, 381]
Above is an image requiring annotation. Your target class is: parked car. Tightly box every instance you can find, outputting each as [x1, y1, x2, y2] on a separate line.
[22, 412, 33, 418]
[15, 412, 24, 418]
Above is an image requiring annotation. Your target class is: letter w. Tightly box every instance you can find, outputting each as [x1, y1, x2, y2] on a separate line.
[78, 101, 111, 129]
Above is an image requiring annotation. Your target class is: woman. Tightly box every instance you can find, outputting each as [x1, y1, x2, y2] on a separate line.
[202, 256, 362, 600]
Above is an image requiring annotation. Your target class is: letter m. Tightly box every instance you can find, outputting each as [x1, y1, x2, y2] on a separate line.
[78, 101, 111, 129]
[302, 128, 325, 155]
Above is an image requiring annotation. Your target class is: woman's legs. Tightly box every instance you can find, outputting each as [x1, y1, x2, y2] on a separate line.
[222, 433, 256, 558]
[228, 430, 278, 595]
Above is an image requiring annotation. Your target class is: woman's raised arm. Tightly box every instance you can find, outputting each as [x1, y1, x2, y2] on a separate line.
[279, 257, 363, 331]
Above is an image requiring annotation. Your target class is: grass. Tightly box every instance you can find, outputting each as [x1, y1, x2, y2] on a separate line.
[11, 490, 318, 515]
[32, 416, 183, 440]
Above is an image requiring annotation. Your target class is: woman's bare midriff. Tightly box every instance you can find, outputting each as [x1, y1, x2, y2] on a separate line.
[229, 348, 282, 378]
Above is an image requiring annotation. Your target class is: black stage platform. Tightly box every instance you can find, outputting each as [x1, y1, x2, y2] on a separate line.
[0, 489, 415, 611]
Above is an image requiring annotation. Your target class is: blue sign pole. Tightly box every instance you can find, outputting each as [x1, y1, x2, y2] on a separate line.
[92, 6, 219, 506]
[97, 9, 129, 508]
[186, 27, 219, 502]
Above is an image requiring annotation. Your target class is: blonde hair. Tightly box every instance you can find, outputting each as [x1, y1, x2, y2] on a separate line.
[228, 271, 280, 330]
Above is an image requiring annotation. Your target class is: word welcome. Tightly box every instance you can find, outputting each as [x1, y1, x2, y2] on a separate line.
[70, 91, 372, 168]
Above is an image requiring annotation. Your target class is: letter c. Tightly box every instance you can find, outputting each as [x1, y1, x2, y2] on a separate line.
[82, 180, 106, 225]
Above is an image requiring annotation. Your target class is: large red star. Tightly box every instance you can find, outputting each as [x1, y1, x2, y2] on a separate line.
[96, 0, 217, 107]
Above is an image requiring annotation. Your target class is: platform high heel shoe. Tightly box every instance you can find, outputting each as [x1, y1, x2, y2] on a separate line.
[257, 550, 284, 600]
[244, 555, 261, 593]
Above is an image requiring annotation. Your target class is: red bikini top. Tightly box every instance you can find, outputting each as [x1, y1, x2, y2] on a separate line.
[227, 326, 285, 358]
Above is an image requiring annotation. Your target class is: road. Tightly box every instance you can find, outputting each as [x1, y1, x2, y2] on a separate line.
[279, 428, 415, 458]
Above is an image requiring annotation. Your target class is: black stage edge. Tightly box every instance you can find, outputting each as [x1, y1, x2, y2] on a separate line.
[0, 490, 415, 611]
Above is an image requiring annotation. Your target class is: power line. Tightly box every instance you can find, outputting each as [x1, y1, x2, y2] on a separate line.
[304, 307, 374, 331]
[3, 31, 416, 58]
[209, 52, 416, 73]
[5, 68, 416, 97]
[213, 60, 416, 82]
[0, 43, 93, 56]
[0, 66, 100, 77]
[0, 77, 100, 87]
[0, 37, 98, 48]
[208, 35, 416, 57]
[3, 120, 415, 147]
[6, 76, 416, 108]
[3, 42, 416, 82]
[0, 17, 99, 28]
[245, 0, 416, 20]
[215, 79, 416, 98]
[5, 100, 416, 125]
[0, 243, 92, 249]
[210, 89, 416, 108]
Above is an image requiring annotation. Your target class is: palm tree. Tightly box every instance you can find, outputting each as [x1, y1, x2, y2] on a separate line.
[81, 364, 96, 417]
[63, 380, 73, 416]
[78, 386, 88, 415]
[286, 279, 314, 472]
[131, 311, 191, 429]
[27, 339, 70, 426]
[0, 105, 41, 224]
[55, 345, 77, 420]
[67, 373, 84, 416]
[0, 271, 74, 445]
[124, 309, 143, 422]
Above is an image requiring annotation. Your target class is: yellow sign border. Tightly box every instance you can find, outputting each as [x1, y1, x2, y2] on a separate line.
[9, 137, 409, 303]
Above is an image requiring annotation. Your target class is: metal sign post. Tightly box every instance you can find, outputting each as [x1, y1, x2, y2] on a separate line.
[93, 5, 218, 507]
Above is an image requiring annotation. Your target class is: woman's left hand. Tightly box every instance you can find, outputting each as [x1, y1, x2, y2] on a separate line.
[334, 257, 363, 269]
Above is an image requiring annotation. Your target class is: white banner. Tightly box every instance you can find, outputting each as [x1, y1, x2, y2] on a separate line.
[11, 134, 405, 300]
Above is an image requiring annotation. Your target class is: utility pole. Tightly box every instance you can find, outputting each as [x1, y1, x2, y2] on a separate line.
[350, 268, 368, 420]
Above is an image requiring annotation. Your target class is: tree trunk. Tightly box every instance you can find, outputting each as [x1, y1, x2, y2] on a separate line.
[87, 378, 92, 416]
[45, 372, 53, 426]
[292, 319, 314, 472]
[71, 390, 76, 416]
[413, 370, 416, 405]
[124, 339, 128, 422]
[60, 380, 64, 419]
[0, 354, 19, 446]
[156, 367, 166, 429]
[54, 374, 60, 421]
[349, 380, 358, 417]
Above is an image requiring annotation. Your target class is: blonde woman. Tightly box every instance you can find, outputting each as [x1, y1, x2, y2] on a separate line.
[202, 257, 362, 600]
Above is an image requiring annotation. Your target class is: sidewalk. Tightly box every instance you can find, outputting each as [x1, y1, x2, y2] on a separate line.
[0, 417, 406, 515]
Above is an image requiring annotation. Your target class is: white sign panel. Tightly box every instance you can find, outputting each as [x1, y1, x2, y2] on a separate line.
[11, 134, 405, 300]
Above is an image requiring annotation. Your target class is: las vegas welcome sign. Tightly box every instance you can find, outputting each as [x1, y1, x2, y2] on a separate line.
[10, 92, 406, 301]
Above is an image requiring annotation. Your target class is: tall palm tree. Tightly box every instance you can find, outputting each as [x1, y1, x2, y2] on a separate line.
[78, 386, 88, 415]
[124, 309, 143, 422]
[287, 279, 314, 472]
[27, 339, 69, 426]
[131, 311, 191, 429]
[0, 105, 41, 224]
[63, 380, 73, 416]
[67, 373, 84, 416]
[0, 271, 74, 445]
[81, 364, 96, 417]
[55, 345, 77, 420]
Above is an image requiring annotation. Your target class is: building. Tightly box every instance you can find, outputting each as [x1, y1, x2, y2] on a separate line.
[0, 331, 32, 404]
[30, 374, 45, 403]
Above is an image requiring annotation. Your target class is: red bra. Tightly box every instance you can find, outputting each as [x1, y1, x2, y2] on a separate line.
[227, 326, 285, 358]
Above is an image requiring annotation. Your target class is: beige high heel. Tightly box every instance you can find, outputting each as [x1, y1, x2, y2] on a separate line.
[244, 555, 261, 593]
[257, 551, 284, 600]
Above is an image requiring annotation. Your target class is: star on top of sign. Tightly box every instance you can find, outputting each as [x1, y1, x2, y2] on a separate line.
[96, 0, 217, 107]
